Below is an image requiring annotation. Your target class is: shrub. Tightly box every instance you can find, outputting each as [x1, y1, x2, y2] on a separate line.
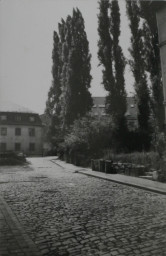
[59, 116, 113, 165]
[103, 150, 160, 170]
[0, 151, 27, 166]
[154, 132, 166, 158]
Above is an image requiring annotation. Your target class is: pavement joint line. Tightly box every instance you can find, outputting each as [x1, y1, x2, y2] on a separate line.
[50, 159, 80, 173]
[52, 159, 166, 196]
[50, 159, 65, 169]
[0, 196, 41, 256]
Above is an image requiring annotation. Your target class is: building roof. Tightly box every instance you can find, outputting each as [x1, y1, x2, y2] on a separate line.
[0, 101, 36, 114]
[0, 101, 42, 126]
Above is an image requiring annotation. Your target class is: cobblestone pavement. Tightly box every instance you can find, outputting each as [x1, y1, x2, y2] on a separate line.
[0, 157, 166, 256]
[0, 195, 40, 256]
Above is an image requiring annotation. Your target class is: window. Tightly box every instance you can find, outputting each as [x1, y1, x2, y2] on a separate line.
[15, 143, 21, 151]
[0, 143, 6, 151]
[15, 116, 21, 121]
[29, 143, 35, 152]
[29, 116, 35, 122]
[0, 115, 7, 121]
[1, 127, 7, 136]
[29, 128, 35, 136]
[15, 128, 21, 136]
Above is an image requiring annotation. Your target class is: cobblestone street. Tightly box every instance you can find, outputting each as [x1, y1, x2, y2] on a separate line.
[0, 157, 166, 256]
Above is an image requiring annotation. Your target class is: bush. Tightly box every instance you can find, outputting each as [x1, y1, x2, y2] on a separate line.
[154, 132, 166, 158]
[103, 150, 160, 170]
[59, 116, 113, 166]
[0, 151, 27, 166]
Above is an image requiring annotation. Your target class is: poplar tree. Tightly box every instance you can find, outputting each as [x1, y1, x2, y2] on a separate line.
[110, 0, 127, 125]
[45, 31, 62, 143]
[59, 15, 73, 130]
[45, 31, 61, 117]
[126, 1, 151, 133]
[98, 0, 127, 128]
[139, 1, 164, 131]
[45, 8, 93, 141]
[60, 9, 93, 129]
[98, 0, 114, 113]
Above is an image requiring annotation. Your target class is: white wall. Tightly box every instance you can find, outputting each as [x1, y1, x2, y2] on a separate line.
[0, 125, 43, 155]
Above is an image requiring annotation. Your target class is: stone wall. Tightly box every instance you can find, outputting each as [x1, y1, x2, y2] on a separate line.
[91, 159, 146, 177]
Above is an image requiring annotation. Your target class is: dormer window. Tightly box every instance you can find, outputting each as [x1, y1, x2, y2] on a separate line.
[29, 116, 35, 122]
[15, 115, 21, 121]
[0, 115, 7, 121]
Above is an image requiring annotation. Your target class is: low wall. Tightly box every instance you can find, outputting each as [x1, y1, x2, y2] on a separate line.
[91, 159, 146, 177]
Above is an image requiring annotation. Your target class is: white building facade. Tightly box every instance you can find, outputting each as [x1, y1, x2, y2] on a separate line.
[0, 102, 43, 155]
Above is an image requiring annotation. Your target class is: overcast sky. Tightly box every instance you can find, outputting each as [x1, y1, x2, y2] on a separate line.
[0, 0, 134, 114]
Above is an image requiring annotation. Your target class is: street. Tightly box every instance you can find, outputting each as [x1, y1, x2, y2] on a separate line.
[0, 157, 166, 256]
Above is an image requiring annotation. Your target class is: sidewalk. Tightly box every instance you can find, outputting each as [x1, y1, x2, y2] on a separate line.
[0, 196, 40, 256]
[51, 158, 166, 195]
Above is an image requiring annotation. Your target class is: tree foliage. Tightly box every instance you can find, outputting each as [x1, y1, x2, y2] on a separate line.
[61, 116, 113, 160]
[45, 8, 93, 145]
[98, 0, 127, 130]
[126, 0, 151, 133]
[139, 1, 164, 131]
[60, 9, 93, 129]
[45, 31, 62, 144]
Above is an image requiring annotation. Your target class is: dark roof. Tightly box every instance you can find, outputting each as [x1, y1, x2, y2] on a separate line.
[0, 101, 42, 126]
[0, 112, 42, 126]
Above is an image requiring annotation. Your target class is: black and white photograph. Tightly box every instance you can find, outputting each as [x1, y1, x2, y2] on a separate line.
[0, 0, 166, 255]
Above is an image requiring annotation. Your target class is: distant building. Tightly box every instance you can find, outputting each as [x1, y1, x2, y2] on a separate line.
[0, 102, 43, 155]
[91, 97, 138, 130]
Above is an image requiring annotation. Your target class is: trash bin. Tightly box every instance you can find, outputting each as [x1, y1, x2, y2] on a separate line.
[105, 160, 116, 174]
[99, 159, 105, 172]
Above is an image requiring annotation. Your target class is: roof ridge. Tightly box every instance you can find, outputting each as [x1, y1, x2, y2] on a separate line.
[0, 101, 36, 114]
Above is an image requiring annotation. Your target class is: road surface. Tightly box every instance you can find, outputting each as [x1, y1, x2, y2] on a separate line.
[0, 157, 166, 256]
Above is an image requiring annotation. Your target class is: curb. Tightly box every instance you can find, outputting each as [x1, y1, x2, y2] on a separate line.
[0, 196, 41, 256]
[77, 171, 166, 195]
[52, 160, 166, 196]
